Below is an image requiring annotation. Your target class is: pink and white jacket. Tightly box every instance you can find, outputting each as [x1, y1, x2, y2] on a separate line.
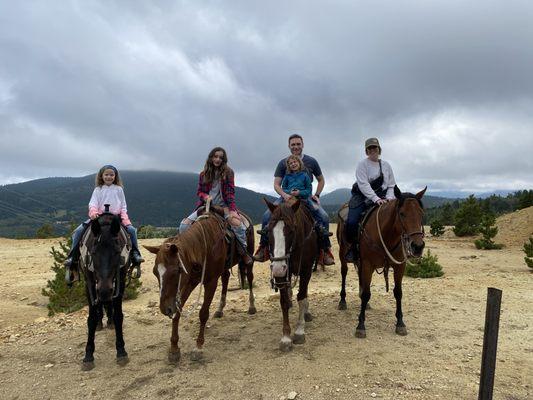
[88, 184, 132, 226]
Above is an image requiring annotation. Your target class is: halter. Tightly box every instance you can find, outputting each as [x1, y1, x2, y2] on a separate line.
[375, 199, 424, 265]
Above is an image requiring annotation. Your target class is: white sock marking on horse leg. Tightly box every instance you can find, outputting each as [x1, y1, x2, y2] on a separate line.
[295, 298, 309, 336]
[157, 263, 166, 297]
[281, 335, 292, 345]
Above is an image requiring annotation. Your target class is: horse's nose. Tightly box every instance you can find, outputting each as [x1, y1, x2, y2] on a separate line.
[411, 241, 425, 257]
[98, 288, 113, 303]
[271, 262, 287, 278]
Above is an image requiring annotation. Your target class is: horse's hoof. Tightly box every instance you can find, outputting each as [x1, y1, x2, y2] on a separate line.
[248, 306, 257, 315]
[107, 321, 115, 330]
[95, 322, 103, 331]
[213, 310, 223, 318]
[279, 340, 293, 352]
[395, 326, 408, 336]
[168, 350, 180, 365]
[81, 361, 95, 371]
[292, 333, 306, 345]
[190, 349, 203, 362]
[338, 301, 347, 310]
[304, 312, 313, 322]
[116, 355, 129, 366]
[355, 329, 366, 339]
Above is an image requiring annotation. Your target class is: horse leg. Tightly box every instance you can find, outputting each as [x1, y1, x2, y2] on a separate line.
[338, 257, 348, 310]
[394, 264, 408, 336]
[168, 282, 195, 365]
[96, 302, 104, 331]
[106, 302, 114, 329]
[279, 286, 293, 352]
[293, 268, 312, 344]
[192, 279, 218, 361]
[214, 269, 229, 318]
[355, 263, 373, 338]
[244, 260, 256, 314]
[82, 302, 99, 370]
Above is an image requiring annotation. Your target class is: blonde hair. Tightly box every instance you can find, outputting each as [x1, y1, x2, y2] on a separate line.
[95, 165, 123, 187]
[285, 155, 305, 172]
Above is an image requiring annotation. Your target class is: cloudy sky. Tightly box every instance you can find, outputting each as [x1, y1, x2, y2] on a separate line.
[1, 0, 532, 195]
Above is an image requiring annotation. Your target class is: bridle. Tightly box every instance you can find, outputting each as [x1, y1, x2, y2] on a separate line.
[376, 199, 425, 265]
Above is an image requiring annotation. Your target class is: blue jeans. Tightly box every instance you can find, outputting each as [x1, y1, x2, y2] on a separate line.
[70, 220, 139, 255]
[345, 203, 368, 243]
[260, 197, 330, 247]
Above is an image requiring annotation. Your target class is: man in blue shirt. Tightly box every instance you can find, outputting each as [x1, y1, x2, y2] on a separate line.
[255, 134, 335, 266]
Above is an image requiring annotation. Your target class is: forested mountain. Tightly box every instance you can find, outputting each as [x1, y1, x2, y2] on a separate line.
[0, 171, 274, 238]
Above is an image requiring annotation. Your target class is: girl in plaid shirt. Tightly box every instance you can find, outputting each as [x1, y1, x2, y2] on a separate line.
[179, 147, 252, 265]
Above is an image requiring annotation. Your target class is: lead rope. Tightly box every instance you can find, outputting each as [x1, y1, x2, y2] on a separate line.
[376, 204, 407, 265]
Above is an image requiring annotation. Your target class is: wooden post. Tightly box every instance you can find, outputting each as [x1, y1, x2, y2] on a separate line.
[478, 287, 502, 400]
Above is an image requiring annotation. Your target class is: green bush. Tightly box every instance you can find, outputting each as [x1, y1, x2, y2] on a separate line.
[36, 223, 56, 238]
[42, 229, 142, 316]
[453, 195, 483, 237]
[524, 237, 533, 269]
[406, 250, 444, 278]
[474, 213, 503, 250]
[430, 219, 445, 237]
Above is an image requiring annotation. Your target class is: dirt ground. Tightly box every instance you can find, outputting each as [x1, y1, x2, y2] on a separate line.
[0, 214, 532, 399]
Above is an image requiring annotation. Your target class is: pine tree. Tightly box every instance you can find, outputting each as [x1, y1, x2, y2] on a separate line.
[474, 212, 503, 250]
[36, 223, 56, 238]
[453, 195, 482, 236]
[406, 250, 444, 278]
[524, 236, 533, 269]
[430, 219, 445, 237]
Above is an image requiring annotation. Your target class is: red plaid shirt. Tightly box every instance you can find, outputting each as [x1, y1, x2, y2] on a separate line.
[195, 168, 237, 212]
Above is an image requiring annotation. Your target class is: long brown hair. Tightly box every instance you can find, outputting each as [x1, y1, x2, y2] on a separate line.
[202, 147, 230, 184]
[95, 165, 123, 187]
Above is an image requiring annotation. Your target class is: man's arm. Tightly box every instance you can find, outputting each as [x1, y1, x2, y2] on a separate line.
[274, 177, 290, 199]
[312, 174, 325, 203]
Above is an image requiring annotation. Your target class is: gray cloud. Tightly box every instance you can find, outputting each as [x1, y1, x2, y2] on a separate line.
[1, 0, 532, 193]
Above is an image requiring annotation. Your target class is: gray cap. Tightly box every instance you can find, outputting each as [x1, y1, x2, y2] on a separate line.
[365, 137, 381, 150]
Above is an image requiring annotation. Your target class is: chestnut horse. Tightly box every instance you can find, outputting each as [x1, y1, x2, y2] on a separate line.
[144, 210, 255, 363]
[338, 186, 426, 338]
[265, 197, 318, 351]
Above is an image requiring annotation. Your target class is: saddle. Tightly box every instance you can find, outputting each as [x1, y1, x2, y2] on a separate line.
[338, 202, 378, 240]
[194, 205, 253, 267]
[79, 223, 131, 273]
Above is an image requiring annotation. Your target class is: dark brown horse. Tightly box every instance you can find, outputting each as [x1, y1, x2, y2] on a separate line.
[265, 197, 318, 351]
[337, 186, 426, 338]
[79, 213, 131, 370]
[144, 210, 255, 363]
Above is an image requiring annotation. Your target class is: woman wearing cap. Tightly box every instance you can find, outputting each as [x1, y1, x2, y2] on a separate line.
[345, 138, 397, 262]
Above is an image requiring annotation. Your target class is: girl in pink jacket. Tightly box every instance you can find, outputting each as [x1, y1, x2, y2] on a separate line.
[64, 165, 144, 272]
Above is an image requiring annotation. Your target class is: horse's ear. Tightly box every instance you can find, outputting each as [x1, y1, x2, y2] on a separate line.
[264, 197, 277, 213]
[394, 185, 402, 199]
[290, 198, 300, 213]
[143, 245, 160, 254]
[91, 220, 101, 236]
[165, 243, 179, 255]
[111, 216, 121, 236]
[415, 186, 427, 200]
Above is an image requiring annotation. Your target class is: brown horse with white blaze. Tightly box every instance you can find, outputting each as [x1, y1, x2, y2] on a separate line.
[354, 186, 426, 338]
[265, 197, 318, 351]
[144, 211, 255, 363]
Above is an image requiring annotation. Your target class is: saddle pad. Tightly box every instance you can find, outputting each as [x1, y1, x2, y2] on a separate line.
[338, 203, 349, 222]
[337, 203, 378, 229]
[79, 224, 131, 272]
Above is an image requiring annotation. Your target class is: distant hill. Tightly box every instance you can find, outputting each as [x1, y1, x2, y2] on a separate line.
[320, 188, 455, 209]
[0, 171, 275, 238]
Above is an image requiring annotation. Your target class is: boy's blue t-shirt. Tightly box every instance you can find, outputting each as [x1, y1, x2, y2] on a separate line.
[274, 154, 322, 182]
[281, 171, 312, 199]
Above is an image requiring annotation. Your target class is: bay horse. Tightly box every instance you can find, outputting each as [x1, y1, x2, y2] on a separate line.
[264, 197, 318, 351]
[79, 213, 131, 370]
[338, 186, 426, 338]
[144, 208, 255, 363]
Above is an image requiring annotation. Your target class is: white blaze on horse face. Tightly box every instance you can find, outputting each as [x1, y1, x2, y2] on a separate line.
[157, 263, 166, 297]
[272, 220, 287, 278]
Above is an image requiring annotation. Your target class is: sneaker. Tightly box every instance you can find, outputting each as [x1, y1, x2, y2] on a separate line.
[322, 248, 335, 266]
[253, 245, 269, 263]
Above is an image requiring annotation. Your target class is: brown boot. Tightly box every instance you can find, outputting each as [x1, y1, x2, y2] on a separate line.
[321, 248, 335, 266]
[237, 244, 253, 266]
[253, 245, 269, 263]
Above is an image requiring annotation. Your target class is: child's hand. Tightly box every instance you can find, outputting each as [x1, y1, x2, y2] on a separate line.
[89, 212, 99, 220]
[291, 189, 300, 196]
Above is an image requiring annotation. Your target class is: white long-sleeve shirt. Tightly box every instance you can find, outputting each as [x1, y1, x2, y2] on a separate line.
[88, 184, 131, 225]
[355, 158, 396, 203]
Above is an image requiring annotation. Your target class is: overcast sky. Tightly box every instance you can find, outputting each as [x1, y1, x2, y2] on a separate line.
[1, 0, 532, 195]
